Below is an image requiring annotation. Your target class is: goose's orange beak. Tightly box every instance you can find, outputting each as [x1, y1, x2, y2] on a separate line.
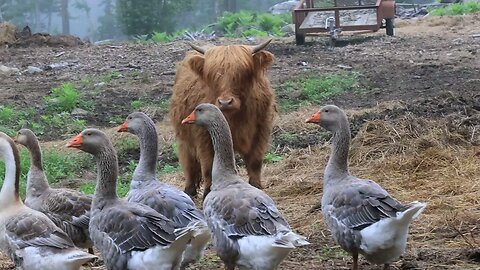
[118, 122, 128, 132]
[181, 111, 196, 124]
[305, 111, 321, 124]
[66, 134, 83, 148]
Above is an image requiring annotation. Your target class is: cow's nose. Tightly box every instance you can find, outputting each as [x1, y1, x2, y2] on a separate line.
[217, 98, 235, 109]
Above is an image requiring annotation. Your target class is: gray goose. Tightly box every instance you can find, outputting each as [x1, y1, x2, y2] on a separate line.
[66, 128, 193, 270]
[181, 103, 309, 270]
[14, 128, 93, 252]
[0, 132, 96, 269]
[118, 112, 211, 268]
[306, 105, 426, 270]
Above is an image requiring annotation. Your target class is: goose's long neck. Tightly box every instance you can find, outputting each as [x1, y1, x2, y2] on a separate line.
[0, 141, 22, 206]
[25, 138, 50, 192]
[93, 145, 118, 204]
[324, 121, 351, 185]
[133, 124, 158, 181]
[206, 117, 237, 188]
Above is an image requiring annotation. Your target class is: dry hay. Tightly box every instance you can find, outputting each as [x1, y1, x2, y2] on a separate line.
[0, 22, 17, 45]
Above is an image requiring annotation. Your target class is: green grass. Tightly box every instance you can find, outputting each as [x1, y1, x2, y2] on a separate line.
[278, 72, 361, 112]
[114, 136, 139, 153]
[0, 149, 94, 199]
[159, 164, 181, 175]
[103, 71, 122, 83]
[130, 100, 143, 110]
[217, 11, 291, 37]
[264, 152, 283, 163]
[44, 83, 81, 113]
[429, 2, 480, 16]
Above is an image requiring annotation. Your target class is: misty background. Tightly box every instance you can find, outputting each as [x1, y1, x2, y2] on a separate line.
[0, 0, 289, 41]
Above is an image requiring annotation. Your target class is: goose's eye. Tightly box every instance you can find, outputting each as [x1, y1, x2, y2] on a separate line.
[325, 109, 329, 113]
[197, 108, 202, 112]
[128, 116, 132, 120]
[86, 132, 92, 136]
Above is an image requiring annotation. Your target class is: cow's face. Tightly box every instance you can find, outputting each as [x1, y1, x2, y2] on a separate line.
[187, 40, 274, 113]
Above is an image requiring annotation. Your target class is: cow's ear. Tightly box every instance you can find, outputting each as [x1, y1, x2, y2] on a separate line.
[253, 51, 274, 70]
[188, 55, 205, 76]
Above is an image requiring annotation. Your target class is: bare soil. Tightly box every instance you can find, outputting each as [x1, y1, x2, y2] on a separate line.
[0, 14, 479, 270]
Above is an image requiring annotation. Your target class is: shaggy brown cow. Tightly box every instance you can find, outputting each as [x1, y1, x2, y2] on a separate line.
[169, 39, 277, 199]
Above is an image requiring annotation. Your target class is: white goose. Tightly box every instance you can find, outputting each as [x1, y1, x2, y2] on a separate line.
[66, 128, 193, 270]
[306, 105, 426, 270]
[118, 112, 211, 268]
[0, 132, 96, 270]
[14, 128, 93, 252]
[182, 103, 310, 270]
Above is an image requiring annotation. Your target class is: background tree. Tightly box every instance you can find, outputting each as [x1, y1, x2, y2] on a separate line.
[60, 0, 69, 34]
[116, 0, 192, 36]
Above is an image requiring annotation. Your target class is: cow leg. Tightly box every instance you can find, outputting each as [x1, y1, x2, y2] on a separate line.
[244, 152, 264, 190]
[199, 152, 214, 201]
[178, 141, 201, 197]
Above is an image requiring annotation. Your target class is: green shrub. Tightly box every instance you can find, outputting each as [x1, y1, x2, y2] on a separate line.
[217, 11, 290, 38]
[44, 83, 80, 113]
[429, 2, 480, 15]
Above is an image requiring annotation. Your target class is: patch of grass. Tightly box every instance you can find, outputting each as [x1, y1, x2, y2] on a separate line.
[317, 246, 349, 259]
[278, 72, 361, 112]
[156, 99, 171, 114]
[41, 112, 86, 134]
[0, 148, 94, 199]
[429, 2, 480, 16]
[217, 11, 291, 37]
[264, 152, 283, 163]
[44, 83, 80, 113]
[159, 164, 181, 175]
[131, 100, 143, 110]
[114, 136, 139, 154]
[103, 71, 122, 83]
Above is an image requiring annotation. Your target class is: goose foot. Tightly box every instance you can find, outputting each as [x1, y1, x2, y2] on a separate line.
[88, 247, 94, 255]
[383, 264, 390, 270]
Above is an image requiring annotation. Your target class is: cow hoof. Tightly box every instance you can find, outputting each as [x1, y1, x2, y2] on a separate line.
[184, 186, 198, 197]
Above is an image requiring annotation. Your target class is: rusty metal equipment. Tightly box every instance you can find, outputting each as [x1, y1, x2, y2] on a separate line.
[292, 0, 396, 45]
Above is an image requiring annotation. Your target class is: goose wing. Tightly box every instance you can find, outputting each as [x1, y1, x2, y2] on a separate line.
[6, 211, 74, 250]
[92, 202, 177, 253]
[328, 180, 408, 230]
[43, 189, 92, 231]
[129, 182, 204, 228]
[205, 184, 290, 238]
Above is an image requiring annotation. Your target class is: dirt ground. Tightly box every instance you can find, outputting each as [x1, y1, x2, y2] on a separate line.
[0, 14, 479, 269]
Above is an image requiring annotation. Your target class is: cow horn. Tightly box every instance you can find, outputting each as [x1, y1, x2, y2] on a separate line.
[251, 39, 272, 54]
[187, 42, 206, 54]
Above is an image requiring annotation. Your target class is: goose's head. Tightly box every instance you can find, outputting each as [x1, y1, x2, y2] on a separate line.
[181, 103, 224, 127]
[117, 112, 153, 134]
[66, 128, 111, 155]
[305, 105, 347, 132]
[14, 128, 36, 147]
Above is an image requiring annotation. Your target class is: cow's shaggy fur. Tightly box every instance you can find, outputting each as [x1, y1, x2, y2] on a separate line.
[170, 43, 277, 198]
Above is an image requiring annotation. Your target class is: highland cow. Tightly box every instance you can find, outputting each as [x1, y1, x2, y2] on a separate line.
[170, 39, 277, 199]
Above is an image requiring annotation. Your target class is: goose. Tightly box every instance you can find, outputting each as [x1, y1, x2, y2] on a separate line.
[181, 103, 310, 270]
[66, 128, 193, 270]
[14, 128, 93, 252]
[118, 112, 211, 267]
[305, 105, 426, 270]
[0, 132, 97, 270]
